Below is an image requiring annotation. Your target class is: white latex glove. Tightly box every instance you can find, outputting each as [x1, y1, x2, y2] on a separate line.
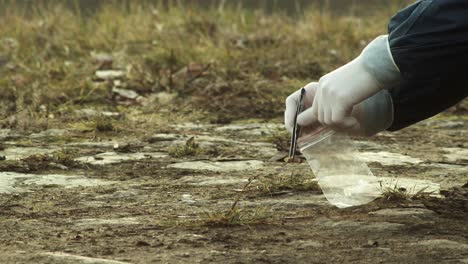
[285, 81, 363, 135]
[301, 57, 375, 132]
[285, 35, 400, 136]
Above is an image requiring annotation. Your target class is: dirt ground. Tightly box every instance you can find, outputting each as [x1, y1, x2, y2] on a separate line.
[0, 110, 466, 264]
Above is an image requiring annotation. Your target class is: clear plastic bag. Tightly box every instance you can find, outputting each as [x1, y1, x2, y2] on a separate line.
[298, 127, 381, 208]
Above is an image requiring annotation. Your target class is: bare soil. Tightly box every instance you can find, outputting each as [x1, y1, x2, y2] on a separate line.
[0, 113, 466, 264]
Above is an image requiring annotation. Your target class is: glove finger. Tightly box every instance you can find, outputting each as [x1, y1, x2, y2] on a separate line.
[315, 89, 325, 125]
[323, 105, 332, 127]
[303, 82, 319, 108]
[328, 116, 360, 130]
[285, 83, 319, 133]
[297, 106, 319, 127]
[284, 91, 302, 133]
[329, 105, 355, 129]
[330, 117, 361, 134]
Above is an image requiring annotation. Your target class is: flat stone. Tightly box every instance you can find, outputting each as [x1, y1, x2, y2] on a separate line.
[173, 135, 276, 152]
[0, 172, 115, 194]
[426, 163, 468, 172]
[42, 252, 131, 264]
[29, 129, 69, 139]
[318, 218, 404, 231]
[218, 194, 328, 208]
[75, 152, 166, 165]
[179, 175, 249, 186]
[67, 141, 117, 148]
[76, 217, 139, 226]
[359, 151, 423, 166]
[369, 208, 435, 217]
[214, 123, 283, 136]
[0, 147, 57, 160]
[168, 160, 264, 172]
[24, 174, 115, 188]
[181, 194, 196, 205]
[269, 152, 289, 162]
[289, 240, 324, 248]
[187, 135, 244, 144]
[414, 239, 468, 250]
[253, 195, 329, 207]
[0, 129, 21, 140]
[95, 190, 140, 200]
[443, 148, 468, 163]
[150, 133, 181, 142]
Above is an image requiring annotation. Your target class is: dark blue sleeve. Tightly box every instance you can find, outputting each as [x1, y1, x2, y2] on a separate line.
[387, 0, 468, 131]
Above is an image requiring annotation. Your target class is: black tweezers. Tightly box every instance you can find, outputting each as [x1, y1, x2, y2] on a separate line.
[289, 88, 306, 159]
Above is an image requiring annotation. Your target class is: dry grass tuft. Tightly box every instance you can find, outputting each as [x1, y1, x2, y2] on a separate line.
[380, 183, 432, 202]
[202, 176, 274, 226]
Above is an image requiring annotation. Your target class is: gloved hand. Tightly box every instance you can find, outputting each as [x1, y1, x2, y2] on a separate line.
[285, 82, 394, 136]
[285, 35, 400, 136]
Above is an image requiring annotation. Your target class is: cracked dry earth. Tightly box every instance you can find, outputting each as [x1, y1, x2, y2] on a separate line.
[0, 115, 467, 264]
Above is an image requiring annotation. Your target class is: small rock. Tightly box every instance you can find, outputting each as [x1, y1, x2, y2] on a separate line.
[149, 133, 180, 143]
[136, 241, 151, 247]
[75, 109, 120, 118]
[365, 240, 379, 248]
[49, 163, 69, 170]
[181, 194, 196, 205]
[112, 87, 139, 100]
[269, 152, 288, 162]
[113, 143, 135, 153]
[285, 156, 304, 164]
[95, 70, 124, 80]
[180, 253, 190, 258]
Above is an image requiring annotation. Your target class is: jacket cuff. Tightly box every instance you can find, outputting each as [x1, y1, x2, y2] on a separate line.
[360, 35, 401, 89]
